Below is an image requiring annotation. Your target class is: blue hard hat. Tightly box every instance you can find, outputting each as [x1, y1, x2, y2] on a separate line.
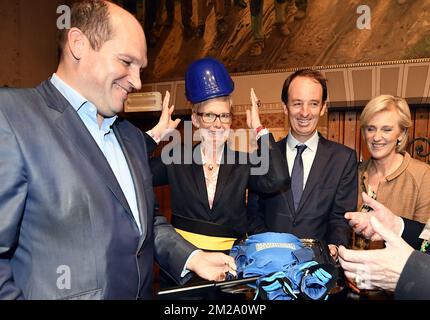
[185, 57, 234, 104]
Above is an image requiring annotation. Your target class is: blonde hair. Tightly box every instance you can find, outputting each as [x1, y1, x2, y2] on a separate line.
[360, 95, 412, 152]
[192, 96, 233, 113]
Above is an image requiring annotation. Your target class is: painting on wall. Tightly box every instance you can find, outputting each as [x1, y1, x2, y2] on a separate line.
[113, 0, 430, 82]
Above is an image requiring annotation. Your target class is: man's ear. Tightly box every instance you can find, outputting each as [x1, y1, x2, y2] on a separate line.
[67, 27, 87, 61]
[282, 103, 288, 116]
[320, 102, 327, 116]
[191, 113, 200, 128]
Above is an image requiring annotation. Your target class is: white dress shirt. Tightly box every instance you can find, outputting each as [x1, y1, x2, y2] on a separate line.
[50, 74, 142, 234]
[286, 131, 319, 190]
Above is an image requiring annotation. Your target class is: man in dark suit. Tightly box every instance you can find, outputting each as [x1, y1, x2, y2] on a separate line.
[0, 0, 234, 300]
[247, 69, 357, 259]
[340, 192, 430, 299]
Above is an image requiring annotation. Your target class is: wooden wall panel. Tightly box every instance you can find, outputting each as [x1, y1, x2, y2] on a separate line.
[411, 108, 429, 163]
[154, 186, 172, 221]
[327, 112, 342, 143]
[343, 112, 357, 151]
[349, 69, 375, 106]
[0, 0, 20, 87]
[403, 65, 430, 104]
[324, 70, 348, 108]
[318, 112, 328, 138]
[378, 67, 401, 96]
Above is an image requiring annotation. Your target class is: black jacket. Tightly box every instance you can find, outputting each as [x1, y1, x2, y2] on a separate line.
[395, 218, 430, 299]
[247, 134, 357, 246]
[148, 133, 290, 241]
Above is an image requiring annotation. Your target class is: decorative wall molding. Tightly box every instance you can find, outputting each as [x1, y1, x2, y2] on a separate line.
[138, 59, 430, 113]
[226, 58, 430, 76]
[232, 103, 283, 115]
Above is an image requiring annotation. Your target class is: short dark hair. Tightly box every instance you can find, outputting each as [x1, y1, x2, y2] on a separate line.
[58, 0, 113, 59]
[281, 69, 328, 105]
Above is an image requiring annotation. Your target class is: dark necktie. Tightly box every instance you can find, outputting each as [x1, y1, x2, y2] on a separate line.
[291, 144, 307, 211]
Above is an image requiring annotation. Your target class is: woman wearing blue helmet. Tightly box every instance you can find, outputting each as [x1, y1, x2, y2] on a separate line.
[149, 57, 289, 254]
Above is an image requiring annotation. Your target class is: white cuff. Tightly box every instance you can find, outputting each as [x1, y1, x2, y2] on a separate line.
[146, 130, 161, 144]
[256, 128, 269, 141]
[181, 249, 202, 278]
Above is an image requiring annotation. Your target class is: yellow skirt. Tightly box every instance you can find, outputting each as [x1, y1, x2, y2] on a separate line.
[175, 228, 236, 251]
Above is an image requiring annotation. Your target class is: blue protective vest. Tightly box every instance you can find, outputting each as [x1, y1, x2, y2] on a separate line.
[229, 232, 337, 300]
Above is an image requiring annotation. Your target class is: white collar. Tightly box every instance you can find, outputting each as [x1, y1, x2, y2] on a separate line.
[287, 130, 319, 152]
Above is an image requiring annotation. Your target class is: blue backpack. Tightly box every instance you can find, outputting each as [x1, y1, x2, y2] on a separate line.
[229, 232, 338, 300]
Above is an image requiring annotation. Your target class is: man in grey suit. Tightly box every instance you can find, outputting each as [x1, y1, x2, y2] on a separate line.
[247, 69, 357, 260]
[0, 0, 235, 300]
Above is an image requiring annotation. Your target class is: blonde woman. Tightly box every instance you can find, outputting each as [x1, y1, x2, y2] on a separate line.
[359, 95, 430, 225]
[149, 57, 289, 252]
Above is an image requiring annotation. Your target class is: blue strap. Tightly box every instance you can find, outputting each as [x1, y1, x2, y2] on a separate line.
[300, 266, 333, 300]
[255, 271, 298, 300]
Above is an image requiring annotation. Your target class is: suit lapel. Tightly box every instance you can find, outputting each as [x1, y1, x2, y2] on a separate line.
[191, 144, 212, 212]
[38, 81, 135, 225]
[114, 123, 148, 243]
[296, 135, 331, 213]
[278, 137, 295, 215]
[211, 145, 234, 212]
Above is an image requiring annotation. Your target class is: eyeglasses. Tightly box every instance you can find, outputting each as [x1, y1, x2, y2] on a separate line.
[196, 112, 232, 124]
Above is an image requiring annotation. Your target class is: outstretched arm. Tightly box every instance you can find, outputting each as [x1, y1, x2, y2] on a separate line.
[148, 91, 181, 143]
[247, 88, 290, 193]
